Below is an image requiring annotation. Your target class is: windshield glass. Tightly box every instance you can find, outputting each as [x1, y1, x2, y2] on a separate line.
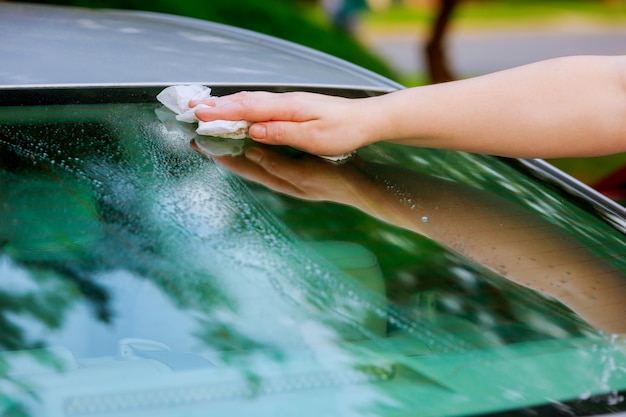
[2, 90, 626, 417]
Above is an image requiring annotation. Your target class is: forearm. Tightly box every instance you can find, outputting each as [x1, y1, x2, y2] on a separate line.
[365, 55, 626, 158]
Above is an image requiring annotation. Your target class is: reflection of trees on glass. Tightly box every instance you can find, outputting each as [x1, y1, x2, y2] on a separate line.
[1, 121, 116, 415]
[0, 104, 402, 414]
[3, 100, 626, 416]
[0, 109, 264, 413]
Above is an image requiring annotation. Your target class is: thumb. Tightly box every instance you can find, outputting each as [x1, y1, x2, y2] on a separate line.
[249, 121, 303, 147]
[248, 121, 359, 157]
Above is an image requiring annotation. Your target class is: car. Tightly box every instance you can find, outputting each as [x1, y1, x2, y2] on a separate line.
[2, 2, 626, 417]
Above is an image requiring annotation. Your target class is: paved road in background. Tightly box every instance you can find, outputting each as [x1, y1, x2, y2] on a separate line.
[365, 26, 626, 78]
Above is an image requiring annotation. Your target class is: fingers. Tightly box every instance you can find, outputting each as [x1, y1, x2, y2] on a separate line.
[247, 121, 307, 146]
[193, 91, 305, 124]
[246, 120, 345, 157]
[189, 98, 216, 108]
[190, 90, 371, 157]
[192, 91, 321, 151]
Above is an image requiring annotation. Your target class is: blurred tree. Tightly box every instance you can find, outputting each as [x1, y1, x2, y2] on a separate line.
[425, 0, 460, 83]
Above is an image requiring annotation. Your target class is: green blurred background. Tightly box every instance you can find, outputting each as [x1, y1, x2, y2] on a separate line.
[11, 0, 626, 193]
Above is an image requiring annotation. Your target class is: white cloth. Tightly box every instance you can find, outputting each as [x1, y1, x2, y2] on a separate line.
[156, 85, 251, 139]
[156, 85, 354, 162]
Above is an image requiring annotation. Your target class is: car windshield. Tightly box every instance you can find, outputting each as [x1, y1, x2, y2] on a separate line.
[2, 87, 626, 417]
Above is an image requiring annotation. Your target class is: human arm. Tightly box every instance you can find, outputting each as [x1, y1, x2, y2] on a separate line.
[194, 55, 626, 159]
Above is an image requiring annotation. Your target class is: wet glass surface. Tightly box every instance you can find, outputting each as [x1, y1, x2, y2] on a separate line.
[2, 96, 626, 417]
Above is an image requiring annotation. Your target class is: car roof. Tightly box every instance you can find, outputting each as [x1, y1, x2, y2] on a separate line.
[0, 3, 399, 91]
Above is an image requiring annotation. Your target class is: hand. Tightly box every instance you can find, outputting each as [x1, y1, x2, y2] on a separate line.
[191, 91, 381, 157]
[191, 141, 368, 205]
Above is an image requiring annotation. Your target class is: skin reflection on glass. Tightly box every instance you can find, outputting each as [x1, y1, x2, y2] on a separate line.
[193, 141, 626, 336]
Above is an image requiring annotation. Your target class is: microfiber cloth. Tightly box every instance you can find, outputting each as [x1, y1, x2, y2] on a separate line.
[156, 85, 354, 162]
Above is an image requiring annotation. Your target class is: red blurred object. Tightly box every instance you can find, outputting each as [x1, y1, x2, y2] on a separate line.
[592, 165, 626, 202]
